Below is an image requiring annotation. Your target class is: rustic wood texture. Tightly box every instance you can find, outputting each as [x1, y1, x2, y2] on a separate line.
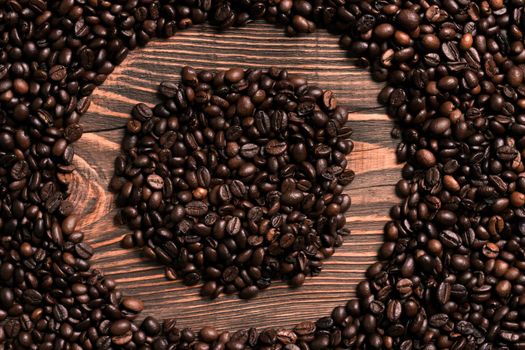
[68, 22, 401, 331]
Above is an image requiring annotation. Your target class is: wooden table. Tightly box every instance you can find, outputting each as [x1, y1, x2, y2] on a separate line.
[68, 22, 400, 331]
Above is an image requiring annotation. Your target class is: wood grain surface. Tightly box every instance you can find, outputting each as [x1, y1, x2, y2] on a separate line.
[67, 22, 401, 331]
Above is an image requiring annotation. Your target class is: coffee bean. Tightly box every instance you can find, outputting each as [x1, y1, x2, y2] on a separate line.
[511, 192, 525, 207]
[218, 184, 232, 202]
[237, 96, 254, 117]
[64, 124, 83, 142]
[225, 68, 244, 83]
[111, 320, 132, 336]
[240, 143, 259, 158]
[415, 149, 436, 167]
[11, 161, 30, 180]
[62, 215, 78, 235]
[436, 210, 457, 226]
[13, 79, 29, 95]
[322, 90, 337, 110]
[281, 190, 304, 206]
[185, 201, 208, 216]
[4, 319, 21, 338]
[397, 9, 420, 31]
[374, 23, 395, 40]
[239, 286, 259, 299]
[122, 297, 144, 313]
[159, 81, 179, 98]
[437, 76, 458, 91]
[396, 278, 413, 295]
[200, 327, 219, 342]
[429, 117, 450, 134]
[147, 174, 164, 190]
[142, 316, 161, 336]
[132, 103, 153, 121]
[226, 217, 241, 235]
[265, 140, 287, 155]
[75, 242, 94, 259]
[507, 66, 523, 87]
[53, 304, 68, 322]
[386, 300, 402, 322]
[49, 65, 67, 81]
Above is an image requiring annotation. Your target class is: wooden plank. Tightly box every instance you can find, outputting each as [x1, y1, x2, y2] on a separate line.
[70, 22, 399, 331]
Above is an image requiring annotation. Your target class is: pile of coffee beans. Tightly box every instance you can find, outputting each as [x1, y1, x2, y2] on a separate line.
[0, 0, 524, 348]
[110, 66, 354, 299]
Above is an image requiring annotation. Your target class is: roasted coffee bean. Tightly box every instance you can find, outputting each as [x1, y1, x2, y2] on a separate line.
[132, 103, 153, 121]
[122, 297, 144, 313]
[265, 140, 287, 155]
[75, 242, 94, 259]
[239, 286, 259, 299]
[49, 65, 67, 81]
[147, 174, 164, 190]
[200, 326, 219, 342]
[111, 320, 132, 336]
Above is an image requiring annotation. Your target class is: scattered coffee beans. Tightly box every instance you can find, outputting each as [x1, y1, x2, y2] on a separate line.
[111, 67, 354, 299]
[0, 0, 524, 349]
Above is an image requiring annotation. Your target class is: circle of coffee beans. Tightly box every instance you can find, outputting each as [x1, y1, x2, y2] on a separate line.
[0, 0, 524, 349]
[111, 66, 354, 299]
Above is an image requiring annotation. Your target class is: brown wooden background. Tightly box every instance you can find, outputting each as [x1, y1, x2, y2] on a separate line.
[68, 23, 401, 330]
